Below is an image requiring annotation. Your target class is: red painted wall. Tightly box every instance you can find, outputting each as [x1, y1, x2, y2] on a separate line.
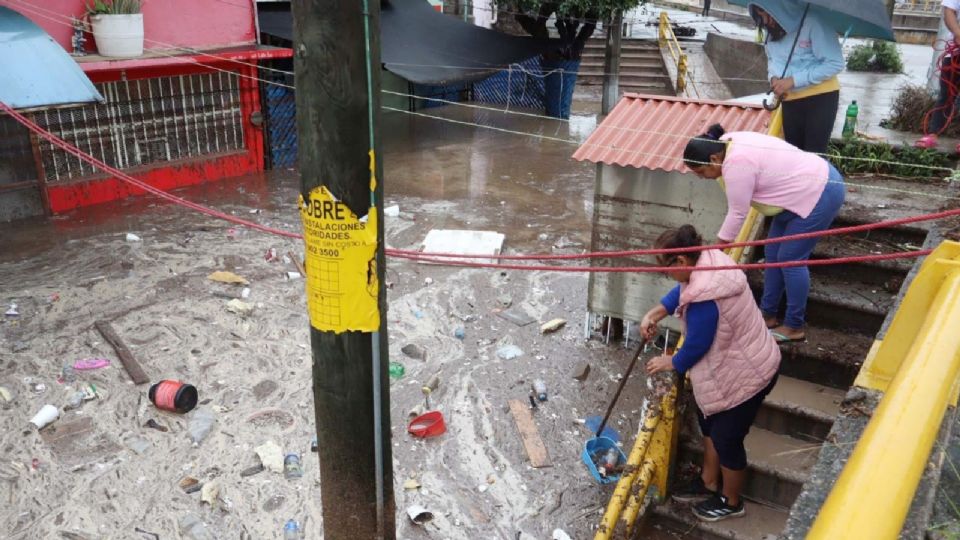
[3, 0, 256, 51]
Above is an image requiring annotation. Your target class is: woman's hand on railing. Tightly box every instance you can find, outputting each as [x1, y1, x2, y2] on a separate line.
[646, 355, 675, 375]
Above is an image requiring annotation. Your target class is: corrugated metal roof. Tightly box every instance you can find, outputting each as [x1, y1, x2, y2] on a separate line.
[0, 6, 102, 109]
[572, 93, 771, 173]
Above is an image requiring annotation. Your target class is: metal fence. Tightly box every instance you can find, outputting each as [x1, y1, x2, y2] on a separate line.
[34, 72, 245, 183]
[895, 0, 941, 13]
[262, 71, 297, 169]
[473, 56, 547, 110]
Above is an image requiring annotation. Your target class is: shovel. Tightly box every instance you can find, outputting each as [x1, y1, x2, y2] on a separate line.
[581, 337, 647, 484]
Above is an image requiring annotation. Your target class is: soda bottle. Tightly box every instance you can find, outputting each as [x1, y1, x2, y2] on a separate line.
[388, 362, 405, 380]
[842, 100, 859, 139]
[284, 454, 303, 480]
[283, 519, 301, 540]
[532, 379, 548, 401]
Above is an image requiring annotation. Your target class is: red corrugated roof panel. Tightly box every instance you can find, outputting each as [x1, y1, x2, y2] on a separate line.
[572, 93, 771, 173]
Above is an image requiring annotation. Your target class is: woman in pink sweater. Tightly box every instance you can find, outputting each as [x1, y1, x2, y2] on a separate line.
[643, 225, 780, 521]
[682, 124, 845, 342]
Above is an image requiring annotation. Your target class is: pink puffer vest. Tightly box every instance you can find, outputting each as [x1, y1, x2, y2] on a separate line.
[676, 249, 781, 417]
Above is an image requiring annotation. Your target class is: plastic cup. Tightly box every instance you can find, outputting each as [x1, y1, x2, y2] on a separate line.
[30, 404, 59, 429]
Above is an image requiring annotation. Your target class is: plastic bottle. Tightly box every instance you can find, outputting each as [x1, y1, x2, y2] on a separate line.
[283, 519, 302, 540]
[61, 363, 77, 384]
[388, 362, 405, 380]
[598, 447, 619, 477]
[842, 101, 859, 139]
[187, 407, 216, 445]
[284, 453, 303, 480]
[178, 514, 211, 540]
[532, 379, 548, 402]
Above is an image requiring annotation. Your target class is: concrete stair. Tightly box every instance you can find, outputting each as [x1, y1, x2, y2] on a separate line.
[577, 38, 673, 96]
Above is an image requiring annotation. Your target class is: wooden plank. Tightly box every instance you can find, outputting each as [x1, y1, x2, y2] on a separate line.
[94, 320, 149, 384]
[508, 399, 552, 468]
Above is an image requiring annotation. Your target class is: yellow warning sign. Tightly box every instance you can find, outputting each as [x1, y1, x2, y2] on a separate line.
[298, 186, 379, 333]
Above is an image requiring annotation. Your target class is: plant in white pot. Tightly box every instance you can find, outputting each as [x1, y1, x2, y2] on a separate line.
[86, 0, 143, 58]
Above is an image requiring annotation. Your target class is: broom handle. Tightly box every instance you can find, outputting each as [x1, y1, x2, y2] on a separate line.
[596, 338, 646, 438]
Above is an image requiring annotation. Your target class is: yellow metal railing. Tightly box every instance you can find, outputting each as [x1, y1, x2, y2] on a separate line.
[657, 12, 699, 99]
[808, 241, 960, 539]
[594, 106, 784, 538]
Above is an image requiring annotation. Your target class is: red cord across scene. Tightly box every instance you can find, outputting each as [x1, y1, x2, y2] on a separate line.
[0, 100, 952, 272]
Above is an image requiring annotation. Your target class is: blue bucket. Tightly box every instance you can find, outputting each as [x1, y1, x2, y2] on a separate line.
[582, 436, 628, 484]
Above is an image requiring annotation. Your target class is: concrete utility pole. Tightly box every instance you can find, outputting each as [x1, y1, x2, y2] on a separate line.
[601, 9, 624, 115]
[291, 0, 395, 538]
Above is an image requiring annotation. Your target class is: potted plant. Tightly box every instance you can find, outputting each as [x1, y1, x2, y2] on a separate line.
[86, 0, 143, 58]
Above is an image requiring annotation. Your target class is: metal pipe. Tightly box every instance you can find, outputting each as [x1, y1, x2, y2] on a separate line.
[594, 406, 662, 539]
[807, 265, 960, 540]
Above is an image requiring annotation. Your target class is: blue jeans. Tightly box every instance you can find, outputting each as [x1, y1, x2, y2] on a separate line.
[760, 164, 845, 329]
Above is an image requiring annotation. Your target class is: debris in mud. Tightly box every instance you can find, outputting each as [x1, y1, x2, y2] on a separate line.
[0, 385, 13, 404]
[5, 303, 19, 317]
[540, 318, 567, 334]
[497, 294, 513, 308]
[406, 505, 434, 525]
[240, 463, 265, 477]
[552, 529, 573, 540]
[207, 271, 249, 285]
[125, 233, 141, 242]
[553, 236, 583, 250]
[179, 476, 201, 493]
[454, 326, 465, 340]
[265, 248, 279, 262]
[571, 362, 592, 382]
[73, 358, 111, 371]
[384, 204, 400, 217]
[402, 478, 421, 490]
[200, 480, 220, 506]
[226, 299, 254, 317]
[144, 419, 169, 432]
[255, 440, 285, 473]
[284, 271, 302, 280]
[424, 277, 434, 285]
[401, 344, 427, 360]
[188, 407, 216, 444]
[496, 309, 536, 327]
[497, 345, 524, 360]
[388, 362, 405, 379]
[508, 399, 551, 468]
[11, 340, 29, 353]
[30, 404, 59, 430]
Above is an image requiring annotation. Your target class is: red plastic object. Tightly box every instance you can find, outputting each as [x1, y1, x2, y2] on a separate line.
[408, 411, 446, 438]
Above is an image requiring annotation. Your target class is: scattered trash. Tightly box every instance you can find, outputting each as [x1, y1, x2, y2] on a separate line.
[421, 386, 433, 410]
[402, 478, 421, 490]
[149, 380, 198, 413]
[94, 320, 150, 385]
[64, 391, 85, 410]
[477, 484, 488, 493]
[187, 407, 216, 445]
[508, 400, 551, 468]
[406, 505, 434, 525]
[285, 271, 302, 280]
[226, 299, 255, 317]
[178, 513, 210, 540]
[552, 529, 573, 540]
[255, 440, 285, 473]
[571, 362, 592, 382]
[384, 204, 400, 217]
[496, 345, 523, 360]
[207, 271, 249, 285]
[532, 380, 548, 402]
[125, 233, 141, 242]
[497, 294, 512, 308]
[73, 358, 111, 370]
[310, 438, 318, 452]
[200, 480, 220, 506]
[240, 463, 265, 477]
[401, 344, 427, 360]
[876, 204, 888, 209]
[425, 374, 440, 392]
[408, 404, 425, 418]
[453, 326, 465, 340]
[0, 385, 14, 403]
[59, 363, 77, 384]
[48, 293, 60, 303]
[528, 395, 538, 409]
[413, 310, 424, 319]
[29, 404, 59, 430]
[553, 236, 583, 250]
[424, 277, 434, 285]
[284, 454, 303, 480]
[408, 411, 446, 438]
[495, 309, 536, 327]
[30, 382, 47, 394]
[419, 229, 505, 265]
[11, 341, 28, 353]
[388, 362, 405, 380]
[265, 248, 279, 262]
[127, 437, 151, 455]
[540, 318, 567, 334]
[134, 527, 161, 540]
[144, 419, 169, 433]
[5, 303, 19, 317]
[596, 447, 623, 478]
[283, 519, 302, 540]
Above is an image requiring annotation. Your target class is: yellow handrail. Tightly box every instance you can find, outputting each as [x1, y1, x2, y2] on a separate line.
[808, 241, 960, 539]
[657, 12, 699, 98]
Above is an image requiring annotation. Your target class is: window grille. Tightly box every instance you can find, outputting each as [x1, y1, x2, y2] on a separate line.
[34, 71, 245, 183]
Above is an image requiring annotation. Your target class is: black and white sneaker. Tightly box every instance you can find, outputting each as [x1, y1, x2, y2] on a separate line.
[692, 494, 746, 522]
[671, 475, 717, 503]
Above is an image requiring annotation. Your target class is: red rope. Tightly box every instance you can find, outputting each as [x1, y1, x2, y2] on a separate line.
[0, 101, 949, 273]
[922, 40, 960, 137]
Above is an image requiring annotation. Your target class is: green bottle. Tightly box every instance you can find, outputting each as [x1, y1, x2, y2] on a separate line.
[842, 100, 859, 139]
[388, 361, 405, 380]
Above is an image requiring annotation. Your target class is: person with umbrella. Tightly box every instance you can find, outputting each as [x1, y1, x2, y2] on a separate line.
[749, 0, 844, 153]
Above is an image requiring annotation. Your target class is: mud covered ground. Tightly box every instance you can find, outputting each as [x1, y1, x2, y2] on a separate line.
[0, 103, 659, 539]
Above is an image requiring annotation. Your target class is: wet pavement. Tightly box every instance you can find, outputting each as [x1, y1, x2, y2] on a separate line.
[0, 105, 660, 539]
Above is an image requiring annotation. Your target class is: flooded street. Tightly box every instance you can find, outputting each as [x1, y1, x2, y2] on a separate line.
[0, 104, 655, 539]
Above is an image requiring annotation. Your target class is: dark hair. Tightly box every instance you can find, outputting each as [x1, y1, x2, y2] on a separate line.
[683, 124, 726, 170]
[655, 225, 703, 265]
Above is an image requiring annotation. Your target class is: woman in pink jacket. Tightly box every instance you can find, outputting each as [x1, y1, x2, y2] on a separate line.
[643, 225, 781, 522]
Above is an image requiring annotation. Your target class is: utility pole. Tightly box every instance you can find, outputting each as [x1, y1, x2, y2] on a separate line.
[601, 9, 623, 115]
[291, 0, 395, 538]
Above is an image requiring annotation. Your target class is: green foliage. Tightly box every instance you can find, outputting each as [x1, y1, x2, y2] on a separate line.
[828, 139, 953, 179]
[85, 0, 141, 15]
[884, 84, 960, 138]
[502, 0, 646, 20]
[846, 40, 903, 73]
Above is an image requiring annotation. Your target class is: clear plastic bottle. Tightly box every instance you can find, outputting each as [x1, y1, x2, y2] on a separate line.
[284, 453, 303, 480]
[61, 363, 77, 384]
[283, 519, 301, 540]
[532, 379, 548, 401]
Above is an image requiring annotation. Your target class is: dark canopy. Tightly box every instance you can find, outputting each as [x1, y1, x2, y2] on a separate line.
[257, 0, 554, 85]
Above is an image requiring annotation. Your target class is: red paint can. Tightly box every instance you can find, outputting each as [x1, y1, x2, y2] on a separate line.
[148, 380, 198, 413]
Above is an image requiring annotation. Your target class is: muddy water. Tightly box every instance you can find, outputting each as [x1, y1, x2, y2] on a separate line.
[0, 106, 656, 539]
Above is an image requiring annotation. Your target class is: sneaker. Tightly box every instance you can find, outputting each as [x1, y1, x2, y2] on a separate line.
[692, 494, 746, 522]
[671, 475, 717, 503]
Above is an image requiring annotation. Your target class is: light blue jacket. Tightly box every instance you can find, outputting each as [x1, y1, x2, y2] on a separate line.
[750, 0, 844, 90]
